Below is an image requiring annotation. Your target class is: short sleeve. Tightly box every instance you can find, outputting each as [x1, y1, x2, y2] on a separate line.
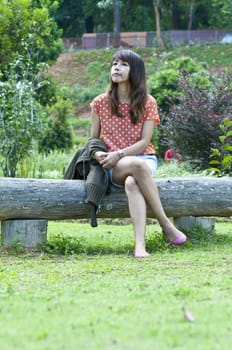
[90, 93, 108, 116]
[144, 95, 160, 125]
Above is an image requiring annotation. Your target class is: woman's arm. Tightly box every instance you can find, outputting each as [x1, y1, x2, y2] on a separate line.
[90, 109, 101, 138]
[90, 109, 107, 161]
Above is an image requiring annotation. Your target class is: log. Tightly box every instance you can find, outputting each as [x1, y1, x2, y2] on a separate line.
[0, 176, 232, 220]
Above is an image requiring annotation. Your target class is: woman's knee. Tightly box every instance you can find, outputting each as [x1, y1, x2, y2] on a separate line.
[131, 158, 150, 176]
[125, 175, 138, 193]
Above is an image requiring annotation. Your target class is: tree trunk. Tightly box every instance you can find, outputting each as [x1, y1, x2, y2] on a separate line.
[188, 0, 195, 30]
[153, 1, 168, 51]
[114, 0, 120, 33]
[0, 177, 231, 220]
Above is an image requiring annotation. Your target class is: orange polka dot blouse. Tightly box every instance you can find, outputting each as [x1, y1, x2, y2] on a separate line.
[91, 93, 160, 154]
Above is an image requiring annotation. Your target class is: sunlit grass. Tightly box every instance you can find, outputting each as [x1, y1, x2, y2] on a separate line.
[0, 221, 231, 350]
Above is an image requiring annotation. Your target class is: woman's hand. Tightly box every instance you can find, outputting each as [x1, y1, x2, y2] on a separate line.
[98, 151, 120, 169]
[93, 151, 107, 162]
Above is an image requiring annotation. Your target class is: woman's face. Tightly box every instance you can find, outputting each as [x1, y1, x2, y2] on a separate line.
[111, 58, 130, 84]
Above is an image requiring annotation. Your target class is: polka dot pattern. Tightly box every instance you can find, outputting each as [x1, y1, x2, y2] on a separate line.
[91, 93, 160, 153]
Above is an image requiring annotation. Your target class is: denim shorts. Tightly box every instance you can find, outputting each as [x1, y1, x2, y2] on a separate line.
[108, 154, 158, 188]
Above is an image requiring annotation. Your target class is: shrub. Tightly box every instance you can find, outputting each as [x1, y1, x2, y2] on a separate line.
[35, 69, 58, 106]
[209, 118, 232, 176]
[160, 71, 232, 169]
[38, 97, 74, 154]
[148, 56, 210, 114]
[0, 56, 46, 177]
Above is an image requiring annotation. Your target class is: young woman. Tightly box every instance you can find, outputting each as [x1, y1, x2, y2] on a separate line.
[90, 49, 187, 258]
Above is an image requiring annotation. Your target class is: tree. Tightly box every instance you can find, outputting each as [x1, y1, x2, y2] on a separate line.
[0, 1, 63, 177]
[0, 56, 46, 177]
[209, 0, 232, 29]
[55, 0, 102, 36]
[152, 1, 168, 50]
[0, 0, 62, 71]
[187, 0, 195, 30]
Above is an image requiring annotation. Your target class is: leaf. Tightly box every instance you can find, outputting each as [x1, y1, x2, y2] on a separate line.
[209, 160, 221, 165]
[219, 135, 226, 143]
[225, 130, 232, 138]
[209, 167, 221, 174]
[183, 307, 195, 322]
[222, 144, 232, 152]
[210, 148, 221, 157]
[222, 155, 232, 168]
[223, 118, 232, 127]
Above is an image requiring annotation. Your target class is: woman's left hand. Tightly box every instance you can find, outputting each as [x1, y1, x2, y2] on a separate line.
[100, 151, 120, 168]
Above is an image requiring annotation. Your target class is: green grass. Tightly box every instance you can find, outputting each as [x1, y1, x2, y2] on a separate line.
[52, 44, 232, 90]
[166, 43, 232, 67]
[0, 220, 231, 350]
[0, 150, 207, 179]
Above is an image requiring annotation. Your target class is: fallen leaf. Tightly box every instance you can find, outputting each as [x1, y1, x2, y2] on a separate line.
[183, 307, 195, 322]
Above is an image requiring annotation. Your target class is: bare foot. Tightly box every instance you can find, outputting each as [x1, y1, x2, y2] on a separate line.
[134, 248, 150, 258]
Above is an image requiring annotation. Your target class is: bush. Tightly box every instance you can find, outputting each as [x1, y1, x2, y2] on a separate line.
[35, 69, 58, 106]
[0, 56, 46, 177]
[209, 117, 232, 176]
[160, 71, 232, 169]
[38, 97, 74, 154]
[148, 56, 210, 114]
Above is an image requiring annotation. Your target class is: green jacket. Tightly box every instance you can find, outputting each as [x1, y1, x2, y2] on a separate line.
[64, 137, 110, 227]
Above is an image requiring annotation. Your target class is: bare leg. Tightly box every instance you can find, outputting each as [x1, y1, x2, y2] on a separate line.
[124, 176, 150, 258]
[112, 157, 187, 244]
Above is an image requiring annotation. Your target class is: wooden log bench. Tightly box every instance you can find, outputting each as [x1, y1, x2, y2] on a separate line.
[0, 176, 231, 247]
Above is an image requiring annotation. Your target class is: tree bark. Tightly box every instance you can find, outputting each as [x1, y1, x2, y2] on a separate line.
[0, 177, 231, 220]
[114, 0, 120, 34]
[153, 1, 168, 51]
[187, 0, 195, 30]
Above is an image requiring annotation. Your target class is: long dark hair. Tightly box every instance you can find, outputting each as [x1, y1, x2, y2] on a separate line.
[107, 50, 148, 123]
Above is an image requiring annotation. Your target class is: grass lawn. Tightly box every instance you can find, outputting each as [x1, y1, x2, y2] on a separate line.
[0, 220, 231, 350]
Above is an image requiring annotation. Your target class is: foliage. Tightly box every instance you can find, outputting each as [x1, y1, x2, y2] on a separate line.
[35, 70, 58, 107]
[42, 233, 84, 255]
[155, 161, 206, 178]
[0, 56, 46, 177]
[160, 71, 232, 170]
[209, 0, 232, 29]
[38, 96, 74, 154]
[55, 0, 100, 36]
[148, 55, 211, 158]
[12, 149, 72, 179]
[50, 46, 232, 91]
[54, 0, 226, 36]
[0, 0, 63, 71]
[188, 224, 215, 244]
[165, 43, 232, 68]
[148, 56, 210, 113]
[209, 117, 232, 176]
